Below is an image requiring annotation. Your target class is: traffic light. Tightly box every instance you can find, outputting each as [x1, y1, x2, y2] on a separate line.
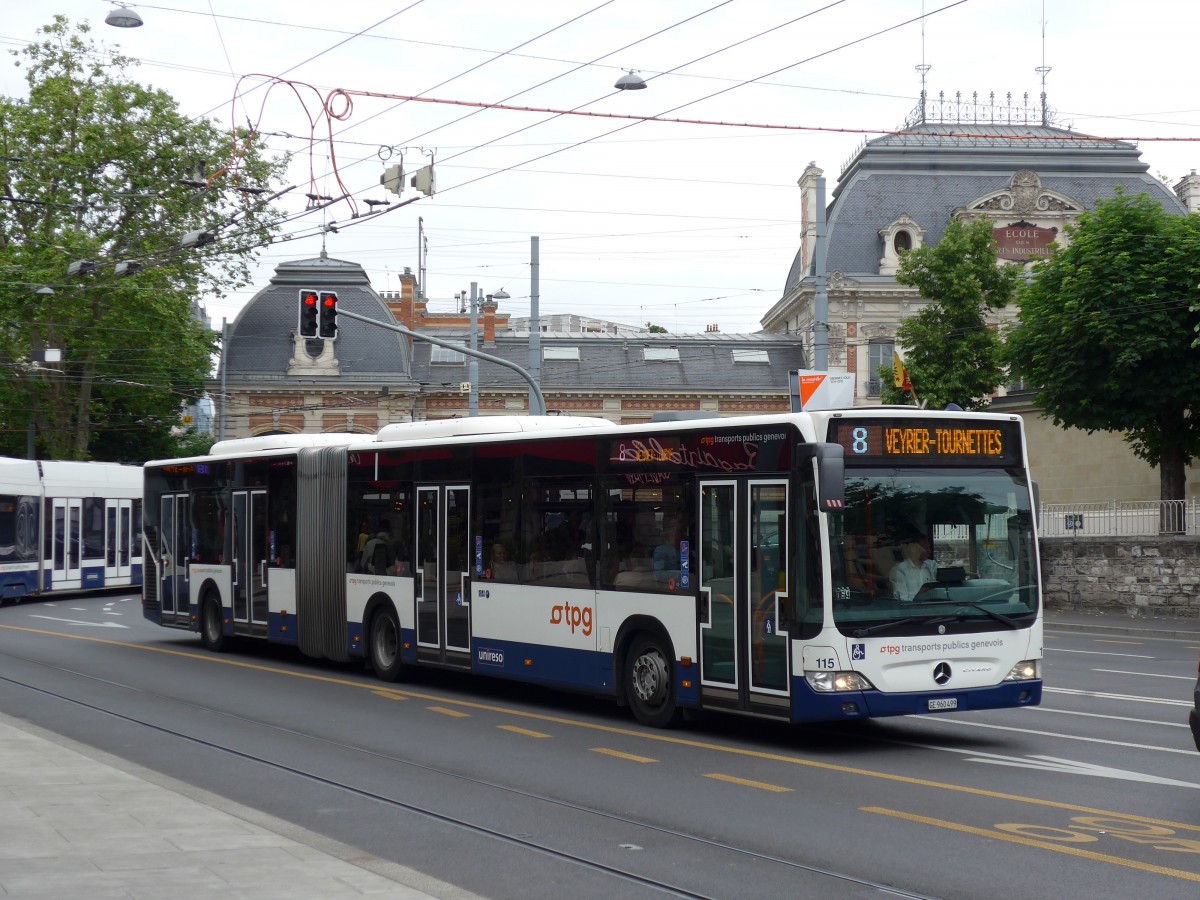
[299, 290, 319, 337]
[318, 291, 338, 340]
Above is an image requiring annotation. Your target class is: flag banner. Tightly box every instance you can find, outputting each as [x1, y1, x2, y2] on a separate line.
[894, 351, 913, 392]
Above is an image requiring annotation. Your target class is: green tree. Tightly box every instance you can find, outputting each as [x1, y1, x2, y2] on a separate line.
[878, 218, 1020, 409]
[1008, 191, 1200, 505]
[0, 17, 286, 461]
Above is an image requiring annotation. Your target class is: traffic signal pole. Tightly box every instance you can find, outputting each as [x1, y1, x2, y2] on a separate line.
[334, 307, 547, 416]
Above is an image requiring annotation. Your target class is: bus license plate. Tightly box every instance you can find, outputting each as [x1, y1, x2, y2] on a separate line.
[928, 698, 958, 711]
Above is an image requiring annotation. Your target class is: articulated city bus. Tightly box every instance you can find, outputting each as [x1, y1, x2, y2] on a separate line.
[0, 457, 143, 602]
[142, 410, 1042, 727]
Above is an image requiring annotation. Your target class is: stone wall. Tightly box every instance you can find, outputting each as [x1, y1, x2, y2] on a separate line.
[1040, 537, 1200, 617]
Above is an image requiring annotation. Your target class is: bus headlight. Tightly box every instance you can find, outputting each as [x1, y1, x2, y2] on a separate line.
[806, 670, 875, 693]
[1004, 659, 1040, 681]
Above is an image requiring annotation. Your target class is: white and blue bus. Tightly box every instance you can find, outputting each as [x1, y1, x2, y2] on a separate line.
[0, 457, 143, 602]
[141, 410, 1042, 727]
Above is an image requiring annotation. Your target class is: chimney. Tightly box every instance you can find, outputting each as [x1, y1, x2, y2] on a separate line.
[797, 163, 824, 275]
[481, 296, 499, 345]
[386, 267, 421, 332]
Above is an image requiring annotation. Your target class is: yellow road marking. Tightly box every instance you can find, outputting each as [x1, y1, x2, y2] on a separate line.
[7, 622, 1200, 835]
[705, 773, 792, 793]
[499, 725, 551, 738]
[428, 706, 470, 718]
[592, 747, 656, 763]
[863, 807, 1200, 883]
[371, 690, 407, 701]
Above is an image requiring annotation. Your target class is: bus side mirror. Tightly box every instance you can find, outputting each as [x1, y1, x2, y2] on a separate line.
[814, 443, 845, 513]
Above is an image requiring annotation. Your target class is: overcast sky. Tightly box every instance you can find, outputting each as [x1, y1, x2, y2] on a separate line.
[3, 1, 1198, 334]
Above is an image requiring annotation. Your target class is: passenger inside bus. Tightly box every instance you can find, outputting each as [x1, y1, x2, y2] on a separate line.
[361, 525, 397, 575]
[890, 532, 938, 601]
[488, 542, 518, 581]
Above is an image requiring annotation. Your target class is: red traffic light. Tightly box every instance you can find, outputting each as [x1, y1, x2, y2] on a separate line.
[318, 291, 338, 340]
[298, 290, 320, 336]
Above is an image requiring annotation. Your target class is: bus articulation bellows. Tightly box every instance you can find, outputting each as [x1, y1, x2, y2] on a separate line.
[142, 410, 1042, 727]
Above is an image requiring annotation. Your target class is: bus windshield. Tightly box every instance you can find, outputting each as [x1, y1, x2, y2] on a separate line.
[829, 466, 1038, 635]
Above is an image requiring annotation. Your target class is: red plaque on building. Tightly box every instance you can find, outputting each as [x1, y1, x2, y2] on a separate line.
[992, 221, 1058, 261]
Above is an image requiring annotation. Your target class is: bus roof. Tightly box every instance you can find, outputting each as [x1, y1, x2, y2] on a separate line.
[375, 415, 611, 443]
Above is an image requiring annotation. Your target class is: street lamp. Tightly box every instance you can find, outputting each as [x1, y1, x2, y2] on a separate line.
[491, 289, 510, 300]
[615, 70, 647, 90]
[105, 3, 144, 27]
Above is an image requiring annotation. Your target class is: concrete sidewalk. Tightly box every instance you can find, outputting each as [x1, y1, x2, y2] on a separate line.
[0, 712, 476, 900]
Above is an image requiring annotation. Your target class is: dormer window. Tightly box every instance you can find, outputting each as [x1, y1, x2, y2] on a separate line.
[879, 215, 925, 275]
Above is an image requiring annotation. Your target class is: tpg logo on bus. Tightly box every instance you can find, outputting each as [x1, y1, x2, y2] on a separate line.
[550, 601, 593, 637]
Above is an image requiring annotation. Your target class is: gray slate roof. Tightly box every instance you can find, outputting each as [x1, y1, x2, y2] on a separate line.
[219, 257, 804, 396]
[221, 256, 412, 386]
[783, 123, 1187, 297]
[411, 331, 807, 394]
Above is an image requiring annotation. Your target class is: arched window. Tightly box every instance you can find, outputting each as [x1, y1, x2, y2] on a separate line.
[893, 230, 912, 254]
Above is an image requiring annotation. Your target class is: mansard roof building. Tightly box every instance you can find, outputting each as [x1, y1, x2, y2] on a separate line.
[761, 91, 1200, 504]
[211, 254, 805, 440]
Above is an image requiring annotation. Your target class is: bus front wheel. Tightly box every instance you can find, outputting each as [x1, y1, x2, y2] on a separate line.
[625, 633, 682, 728]
[369, 605, 404, 682]
[200, 595, 227, 652]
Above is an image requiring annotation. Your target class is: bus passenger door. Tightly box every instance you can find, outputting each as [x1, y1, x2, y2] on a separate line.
[158, 494, 189, 624]
[698, 479, 791, 714]
[231, 490, 269, 627]
[415, 484, 471, 665]
[748, 481, 790, 699]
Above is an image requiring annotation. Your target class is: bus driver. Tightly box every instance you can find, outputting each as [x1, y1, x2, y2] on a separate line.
[890, 533, 937, 601]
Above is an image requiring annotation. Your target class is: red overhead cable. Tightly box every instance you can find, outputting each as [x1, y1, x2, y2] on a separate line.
[335, 87, 1200, 144]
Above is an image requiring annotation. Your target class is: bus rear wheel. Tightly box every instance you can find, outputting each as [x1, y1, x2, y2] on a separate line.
[200, 595, 227, 652]
[369, 605, 404, 682]
[626, 633, 682, 728]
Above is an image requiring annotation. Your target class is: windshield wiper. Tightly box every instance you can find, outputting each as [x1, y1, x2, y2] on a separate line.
[851, 616, 933, 638]
[927, 601, 1021, 629]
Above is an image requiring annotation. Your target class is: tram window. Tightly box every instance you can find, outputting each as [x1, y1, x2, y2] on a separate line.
[83, 498, 104, 560]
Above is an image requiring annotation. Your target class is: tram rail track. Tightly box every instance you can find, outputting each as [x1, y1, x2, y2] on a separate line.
[0, 651, 937, 900]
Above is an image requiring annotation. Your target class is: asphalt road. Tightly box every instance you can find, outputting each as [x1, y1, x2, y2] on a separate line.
[1, 593, 1197, 899]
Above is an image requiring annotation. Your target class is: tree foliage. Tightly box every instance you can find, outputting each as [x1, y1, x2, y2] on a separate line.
[877, 217, 1019, 410]
[1007, 191, 1200, 502]
[0, 17, 287, 461]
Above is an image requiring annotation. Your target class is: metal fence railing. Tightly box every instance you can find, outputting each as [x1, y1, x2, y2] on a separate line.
[1039, 500, 1200, 537]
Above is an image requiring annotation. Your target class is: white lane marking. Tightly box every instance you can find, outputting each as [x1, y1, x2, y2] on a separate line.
[964, 753, 1200, 788]
[896, 731, 1200, 787]
[1022, 706, 1189, 729]
[912, 715, 1197, 755]
[1091, 668, 1194, 680]
[1047, 648, 1155, 658]
[1044, 686, 1191, 707]
[27, 615, 129, 630]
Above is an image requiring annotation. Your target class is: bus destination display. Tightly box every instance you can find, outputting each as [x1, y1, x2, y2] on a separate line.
[829, 418, 1021, 465]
